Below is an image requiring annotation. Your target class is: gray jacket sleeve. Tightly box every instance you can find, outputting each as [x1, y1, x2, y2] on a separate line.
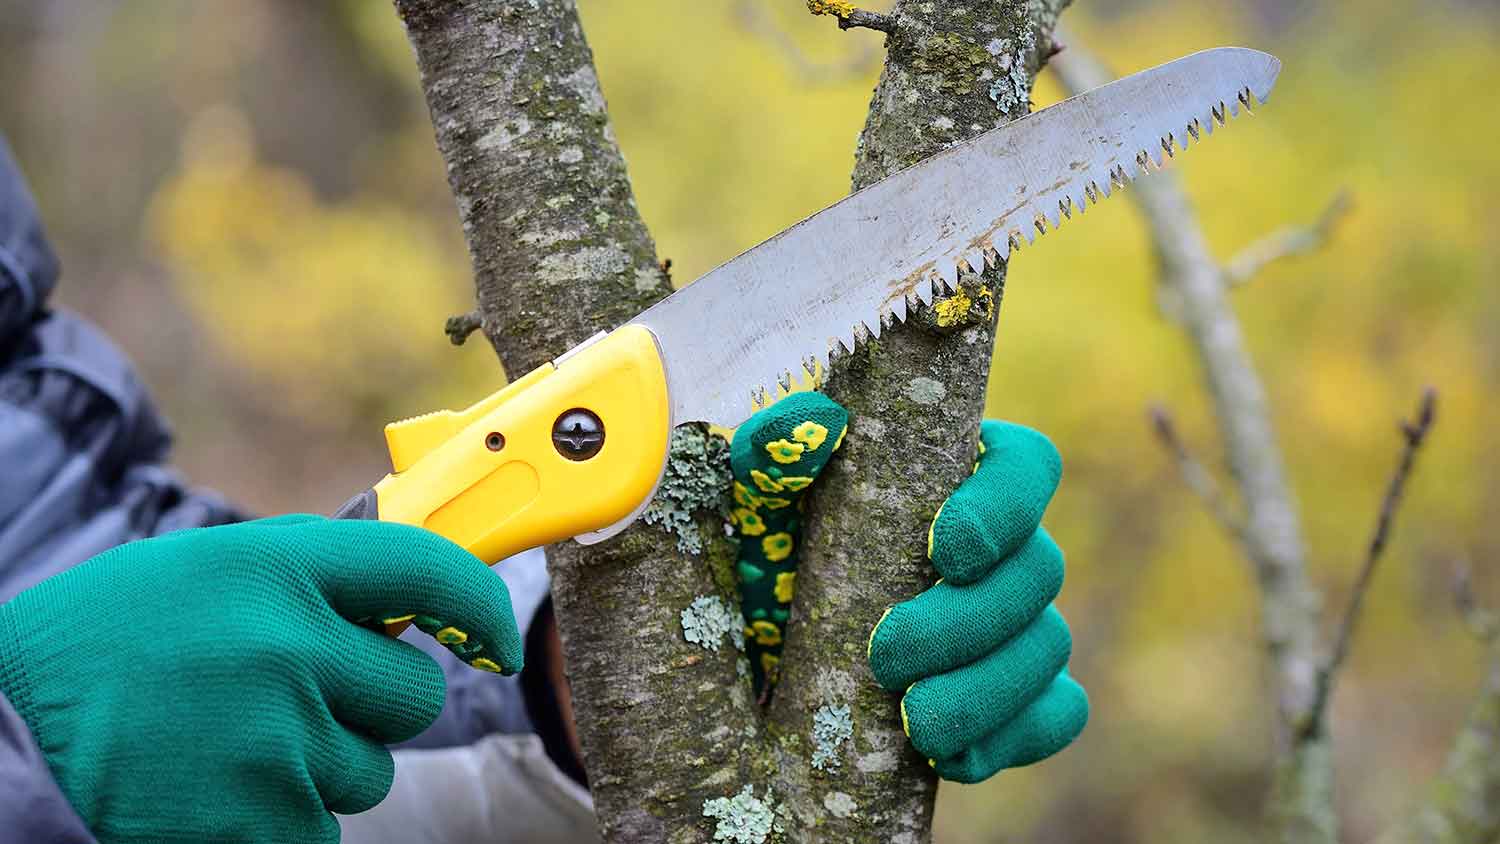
[0, 678, 93, 842]
[0, 135, 95, 844]
[0, 132, 579, 841]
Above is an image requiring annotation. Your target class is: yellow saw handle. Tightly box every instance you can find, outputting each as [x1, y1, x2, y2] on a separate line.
[335, 324, 671, 570]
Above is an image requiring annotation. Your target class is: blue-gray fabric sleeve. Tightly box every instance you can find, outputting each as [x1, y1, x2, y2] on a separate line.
[0, 135, 57, 345]
[0, 691, 95, 843]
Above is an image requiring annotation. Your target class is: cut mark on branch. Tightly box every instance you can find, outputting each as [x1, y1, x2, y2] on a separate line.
[839, 9, 896, 33]
[1149, 404, 1247, 542]
[444, 311, 483, 346]
[1305, 387, 1438, 736]
[1224, 190, 1353, 286]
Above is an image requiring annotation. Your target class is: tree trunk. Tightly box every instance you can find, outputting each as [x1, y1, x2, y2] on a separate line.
[770, 2, 1069, 839]
[394, 1, 1065, 839]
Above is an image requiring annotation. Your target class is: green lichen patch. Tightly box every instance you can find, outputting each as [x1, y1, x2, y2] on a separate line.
[642, 425, 733, 555]
[909, 33, 993, 96]
[811, 704, 853, 770]
[702, 785, 780, 843]
[681, 595, 744, 652]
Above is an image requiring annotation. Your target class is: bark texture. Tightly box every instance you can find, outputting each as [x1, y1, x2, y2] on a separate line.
[771, 2, 1068, 839]
[392, 0, 671, 374]
[396, 1, 1064, 840]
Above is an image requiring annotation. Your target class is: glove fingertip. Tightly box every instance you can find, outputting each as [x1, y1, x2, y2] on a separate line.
[927, 504, 997, 584]
[730, 392, 849, 477]
[470, 632, 525, 676]
[866, 606, 914, 692]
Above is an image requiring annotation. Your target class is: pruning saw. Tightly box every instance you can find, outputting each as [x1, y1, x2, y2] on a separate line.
[335, 48, 1281, 573]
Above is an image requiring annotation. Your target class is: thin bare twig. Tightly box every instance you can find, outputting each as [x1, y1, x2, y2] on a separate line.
[1149, 404, 1247, 542]
[1225, 191, 1353, 286]
[1305, 387, 1438, 735]
[736, 2, 879, 82]
[444, 310, 482, 346]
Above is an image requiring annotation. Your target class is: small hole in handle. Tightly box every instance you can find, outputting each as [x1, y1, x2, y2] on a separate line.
[485, 432, 505, 451]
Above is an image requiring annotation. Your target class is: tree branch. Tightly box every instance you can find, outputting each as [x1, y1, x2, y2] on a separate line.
[1052, 29, 1334, 844]
[1225, 191, 1353, 286]
[768, 3, 1068, 840]
[1149, 403, 1247, 542]
[393, 3, 750, 840]
[1305, 387, 1437, 736]
[840, 10, 898, 34]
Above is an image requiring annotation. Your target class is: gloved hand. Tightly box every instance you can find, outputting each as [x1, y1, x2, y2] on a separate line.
[868, 419, 1087, 782]
[728, 392, 849, 693]
[729, 397, 1087, 783]
[0, 515, 523, 844]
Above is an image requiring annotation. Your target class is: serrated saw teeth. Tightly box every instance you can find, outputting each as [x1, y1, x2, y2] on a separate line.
[633, 49, 1280, 429]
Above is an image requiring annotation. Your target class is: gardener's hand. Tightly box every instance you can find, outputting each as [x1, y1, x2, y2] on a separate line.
[868, 420, 1087, 782]
[0, 515, 523, 844]
[729, 396, 1086, 783]
[728, 392, 850, 693]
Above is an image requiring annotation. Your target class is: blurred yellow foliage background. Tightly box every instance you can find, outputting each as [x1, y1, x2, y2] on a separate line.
[2, 0, 1496, 840]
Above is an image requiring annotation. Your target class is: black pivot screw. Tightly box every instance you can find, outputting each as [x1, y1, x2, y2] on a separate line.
[552, 409, 604, 460]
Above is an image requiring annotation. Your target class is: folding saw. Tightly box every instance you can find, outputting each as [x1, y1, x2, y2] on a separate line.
[335, 47, 1281, 568]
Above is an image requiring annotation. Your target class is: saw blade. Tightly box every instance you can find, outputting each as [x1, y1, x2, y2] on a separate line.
[629, 47, 1280, 429]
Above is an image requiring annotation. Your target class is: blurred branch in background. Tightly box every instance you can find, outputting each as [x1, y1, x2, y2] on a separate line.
[1051, 26, 1487, 844]
[1225, 190, 1353, 286]
[735, 2, 880, 82]
[1149, 403, 1248, 543]
[1051, 28, 1334, 842]
[1309, 388, 1437, 735]
[1378, 560, 1500, 844]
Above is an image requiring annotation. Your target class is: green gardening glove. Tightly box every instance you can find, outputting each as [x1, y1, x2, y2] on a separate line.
[868, 420, 1088, 782]
[0, 515, 523, 844]
[729, 392, 850, 694]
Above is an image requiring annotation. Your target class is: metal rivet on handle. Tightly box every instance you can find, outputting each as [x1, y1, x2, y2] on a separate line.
[552, 409, 604, 460]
